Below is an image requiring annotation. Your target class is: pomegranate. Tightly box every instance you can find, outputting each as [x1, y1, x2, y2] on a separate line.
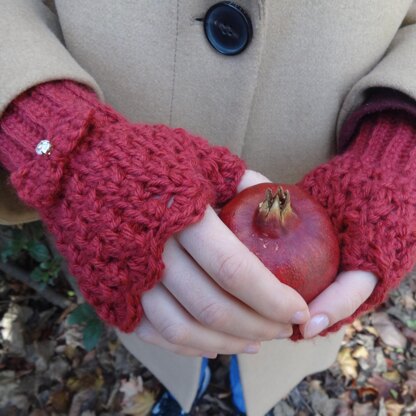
[219, 183, 340, 303]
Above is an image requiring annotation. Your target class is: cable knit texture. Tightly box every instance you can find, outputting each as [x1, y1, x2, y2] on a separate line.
[0, 80, 246, 332]
[299, 111, 416, 337]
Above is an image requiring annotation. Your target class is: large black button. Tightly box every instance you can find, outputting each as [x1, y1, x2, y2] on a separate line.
[204, 2, 253, 56]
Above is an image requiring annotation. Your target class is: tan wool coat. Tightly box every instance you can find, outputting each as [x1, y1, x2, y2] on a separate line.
[1, 1, 416, 415]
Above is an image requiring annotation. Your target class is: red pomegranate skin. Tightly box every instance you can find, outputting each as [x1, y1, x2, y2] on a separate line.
[219, 183, 340, 303]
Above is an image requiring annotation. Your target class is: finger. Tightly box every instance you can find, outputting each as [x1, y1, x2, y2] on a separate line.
[300, 270, 378, 338]
[237, 169, 272, 192]
[141, 283, 262, 355]
[162, 238, 293, 341]
[135, 316, 218, 358]
[176, 206, 309, 325]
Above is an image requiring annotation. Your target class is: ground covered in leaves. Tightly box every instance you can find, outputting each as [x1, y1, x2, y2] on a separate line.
[0, 268, 415, 416]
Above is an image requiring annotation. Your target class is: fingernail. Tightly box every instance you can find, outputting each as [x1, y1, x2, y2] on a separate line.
[304, 314, 330, 338]
[276, 327, 293, 339]
[202, 353, 217, 359]
[243, 343, 260, 354]
[291, 310, 309, 324]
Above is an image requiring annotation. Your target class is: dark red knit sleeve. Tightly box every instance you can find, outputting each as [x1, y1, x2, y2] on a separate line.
[299, 110, 416, 335]
[0, 80, 246, 332]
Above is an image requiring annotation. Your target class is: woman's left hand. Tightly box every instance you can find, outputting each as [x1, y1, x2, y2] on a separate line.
[299, 270, 378, 338]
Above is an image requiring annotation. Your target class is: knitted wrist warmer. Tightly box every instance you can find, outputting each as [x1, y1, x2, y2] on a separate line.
[299, 111, 416, 335]
[0, 80, 246, 332]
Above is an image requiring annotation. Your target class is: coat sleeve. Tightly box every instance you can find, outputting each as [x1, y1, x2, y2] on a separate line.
[0, 0, 103, 115]
[336, 1, 416, 142]
[0, 0, 103, 225]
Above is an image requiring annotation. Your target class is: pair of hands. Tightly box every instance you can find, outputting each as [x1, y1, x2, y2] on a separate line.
[134, 170, 378, 358]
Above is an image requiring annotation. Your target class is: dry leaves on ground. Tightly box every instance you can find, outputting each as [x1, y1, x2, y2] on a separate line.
[0, 269, 415, 415]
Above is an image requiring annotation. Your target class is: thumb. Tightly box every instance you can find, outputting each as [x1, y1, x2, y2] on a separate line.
[237, 169, 272, 192]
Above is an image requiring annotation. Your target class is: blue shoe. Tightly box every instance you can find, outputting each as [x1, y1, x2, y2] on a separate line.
[230, 355, 247, 414]
[151, 358, 211, 415]
[151, 391, 188, 416]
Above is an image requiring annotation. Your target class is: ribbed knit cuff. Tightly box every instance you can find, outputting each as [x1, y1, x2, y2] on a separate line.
[0, 80, 123, 172]
[300, 110, 416, 334]
[338, 88, 416, 153]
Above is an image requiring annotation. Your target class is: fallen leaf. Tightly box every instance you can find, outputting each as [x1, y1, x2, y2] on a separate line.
[47, 388, 71, 413]
[120, 376, 144, 403]
[68, 389, 97, 416]
[121, 390, 155, 416]
[0, 355, 34, 376]
[352, 319, 364, 331]
[4, 393, 29, 413]
[400, 292, 416, 310]
[108, 339, 120, 355]
[403, 370, 416, 398]
[66, 370, 103, 393]
[29, 340, 56, 373]
[352, 402, 378, 416]
[403, 327, 416, 344]
[337, 347, 358, 380]
[368, 374, 399, 399]
[384, 400, 404, 416]
[364, 325, 379, 337]
[357, 386, 378, 402]
[378, 397, 388, 416]
[373, 347, 388, 373]
[356, 334, 375, 350]
[0, 371, 19, 407]
[63, 345, 78, 360]
[333, 402, 353, 416]
[352, 345, 369, 360]
[372, 312, 407, 349]
[344, 324, 356, 340]
[309, 390, 341, 416]
[0, 303, 27, 356]
[308, 379, 322, 392]
[403, 401, 416, 415]
[382, 370, 401, 383]
[271, 401, 296, 416]
[48, 357, 70, 382]
[59, 320, 84, 349]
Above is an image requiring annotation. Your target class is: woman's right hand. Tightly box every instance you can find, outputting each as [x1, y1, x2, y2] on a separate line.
[135, 170, 310, 358]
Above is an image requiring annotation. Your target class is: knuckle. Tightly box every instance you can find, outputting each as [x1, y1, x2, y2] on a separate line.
[171, 347, 200, 357]
[198, 301, 230, 328]
[262, 326, 283, 341]
[217, 252, 247, 290]
[331, 280, 362, 319]
[135, 326, 154, 343]
[160, 322, 190, 345]
[343, 293, 361, 316]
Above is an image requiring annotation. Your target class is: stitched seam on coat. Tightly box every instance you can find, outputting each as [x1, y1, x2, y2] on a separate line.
[169, 0, 180, 125]
[240, 0, 267, 159]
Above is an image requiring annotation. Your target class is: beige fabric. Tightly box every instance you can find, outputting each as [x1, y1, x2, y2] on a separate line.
[116, 330, 203, 412]
[117, 325, 346, 415]
[237, 329, 346, 416]
[1, 1, 415, 414]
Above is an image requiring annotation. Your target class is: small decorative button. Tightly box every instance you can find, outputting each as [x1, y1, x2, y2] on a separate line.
[35, 139, 52, 155]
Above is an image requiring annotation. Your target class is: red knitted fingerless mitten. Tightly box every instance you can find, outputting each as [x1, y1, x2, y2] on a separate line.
[0, 80, 246, 332]
[299, 111, 416, 335]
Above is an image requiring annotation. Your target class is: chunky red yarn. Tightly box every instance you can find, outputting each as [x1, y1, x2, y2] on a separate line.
[1, 81, 415, 340]
[0, 81, 246, 332]
[299, 111, 416, 336]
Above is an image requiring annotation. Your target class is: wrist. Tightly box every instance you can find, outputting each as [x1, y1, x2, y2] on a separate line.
[299, 110, 416, 325]
[0, 80, 123, 172]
